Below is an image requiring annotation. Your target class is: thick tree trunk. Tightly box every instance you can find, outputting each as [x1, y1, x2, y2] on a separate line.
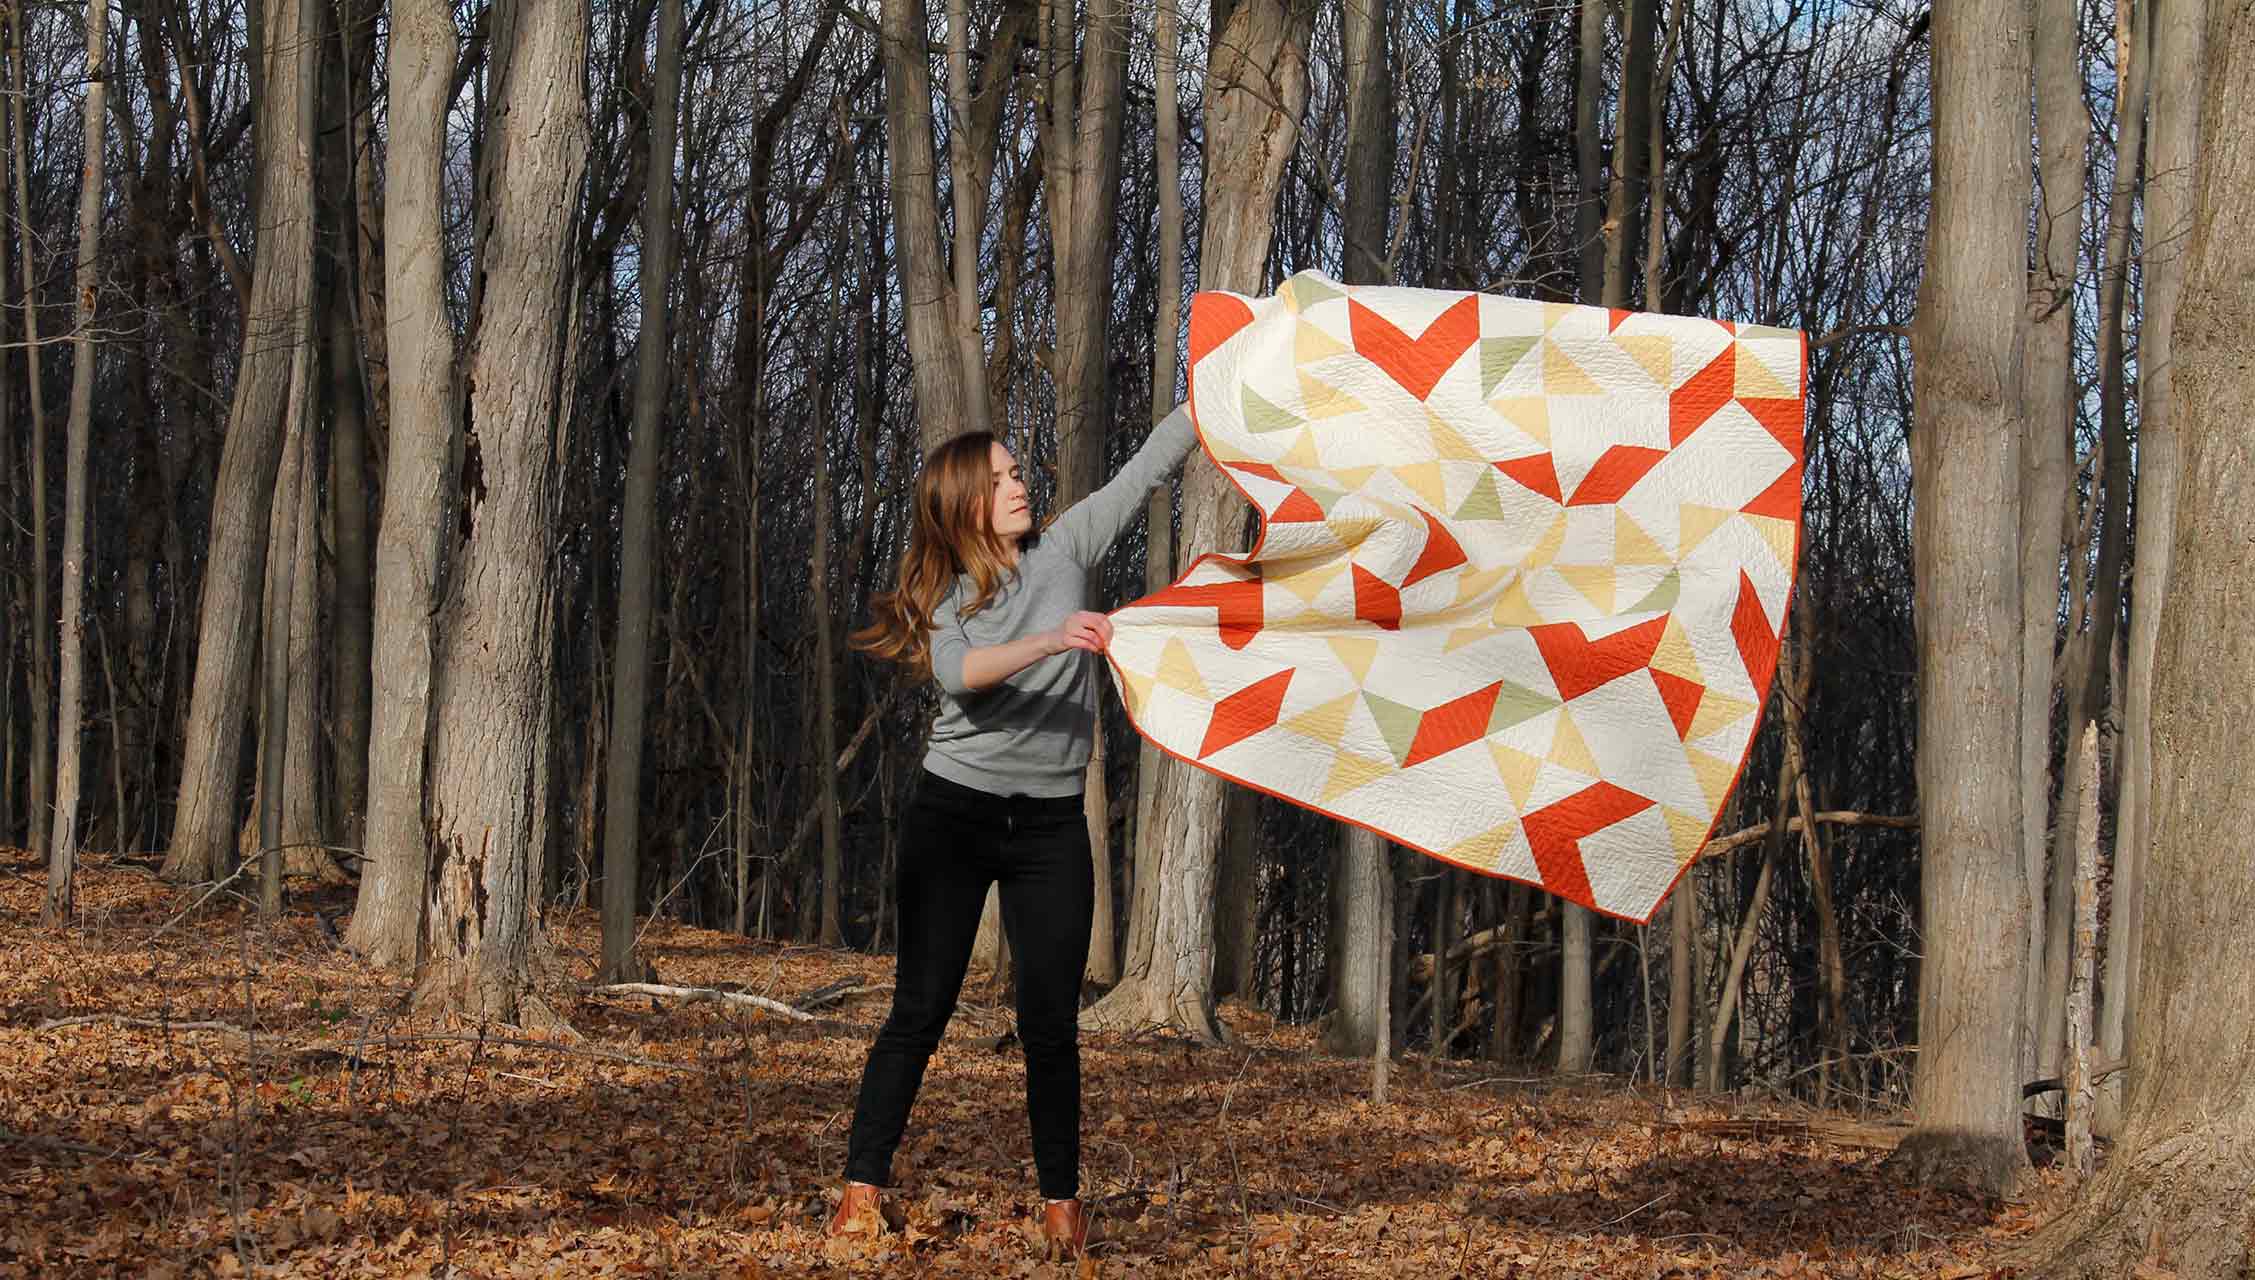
[2023, 16, 2255, 1268]
[880, 0, 975, 451]
[1210, 787, 1259, 1000]
[42, 0, 107, 924]
[600, 0, 684, 983]
[1323, 825, 1390, 1056]
[2016, 0, 2088, 1086]
[2106, 0, 2205, 1137]
[163, 0, 319, 883]
[1889, 0, 2033, 1198]
[414, 0, 588, 1027]
[1083, 0, 1313, 1041]
[345, 0, 460, 968]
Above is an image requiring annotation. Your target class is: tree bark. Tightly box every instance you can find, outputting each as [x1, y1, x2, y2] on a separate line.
[11, 0, 51, 863]
[2022, 14, 2255, 1266]
[321, 0, 375, 853]
[1083, 0, 1314, 1041]
[2015, 0, 2088, 1088]
[1889, 0, 2033, 1198]
[600, 0, 684, 983]
[2106, 0, 2205, 1138]
[259, 348, 312, 917]
[345, 0, 460, 967]
[413, 0, 588, 1028]
[1557, 0, 1612, 1073]
[162, 0, 320, 883]
[1321, 0, 1392, 1055]
[42, 0, 108, 923]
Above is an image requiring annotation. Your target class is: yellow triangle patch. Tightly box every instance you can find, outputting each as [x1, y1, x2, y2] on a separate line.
[1549, 708, 1602, 775]
[1525, 513, 1568, 570]
[1734, 341, 1794, 398]
[1680, 504, 1734, 554]
[1272, 558, 1345, 604]
[1541, 301, 1577, 331]
[1491, 576, 1543, 628]
[1490, 396, 1552, 446]
[1280, 427, 1325, 469]
[1298, 369, 1364, 420]
[1321, 750, 1395, 803]
[1326, 635, 1380, 686]
[1616, 509, 1673, 566]
[1558, 564, 1616, 614]
[1296, 318, 1351, 363]
[1746, 513, 1796, 570]
[1425, 410, 1485, 462]
[1443, 822, 1518, 873]
[1543, 339, 1605, 395]
[1651, 615, 1704, 685]
[1613, 333, 1674, 387]
[1488, 741, 1545, 810]
[1452, 562, 1518, 608]
[1323, 513, 1387, 549]
[1157, 637, 1211, 700]
[1282, 691, 1359, 747]
[1332, 465, 1379, 491]
[1443, 624, 1496, 654]
[1664, 807, 1714, 867]
[1393, 461, 1451, 510]
[1687, 690, 1758, 743]
[1120, 665, 1157, 719]
[1688, 749, 1740, 810]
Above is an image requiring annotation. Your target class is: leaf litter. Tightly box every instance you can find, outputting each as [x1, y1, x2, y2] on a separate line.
[1, 856, 2066, 1277]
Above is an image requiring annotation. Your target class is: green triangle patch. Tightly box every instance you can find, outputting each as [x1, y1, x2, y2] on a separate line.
[1285, 272, 1344, 311]
[1243, 385, 1304, 434]
[1362, 692, 1424, 767]
[1625, 569, 1681, 616]
[1452, 469, 1508, 522]
[1481, 336, 1540, 398]
[1485, 680, 1559, 734]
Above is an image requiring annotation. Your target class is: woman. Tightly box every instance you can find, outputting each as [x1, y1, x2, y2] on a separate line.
[833, 403, 1200, 1256]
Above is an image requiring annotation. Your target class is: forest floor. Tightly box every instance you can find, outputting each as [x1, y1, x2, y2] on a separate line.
[1, 855, 2074, 1278]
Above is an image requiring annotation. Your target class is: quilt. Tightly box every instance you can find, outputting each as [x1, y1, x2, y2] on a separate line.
[1104, 272, 1805, 923]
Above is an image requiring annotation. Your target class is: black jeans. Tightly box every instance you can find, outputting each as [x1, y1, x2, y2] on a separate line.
[843, 771, 1094, 1199]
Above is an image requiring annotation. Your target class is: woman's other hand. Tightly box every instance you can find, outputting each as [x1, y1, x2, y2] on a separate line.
[1050, 611, 1114, 655]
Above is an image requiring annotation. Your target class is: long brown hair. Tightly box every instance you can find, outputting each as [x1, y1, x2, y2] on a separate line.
[850, 431, 1025, 676]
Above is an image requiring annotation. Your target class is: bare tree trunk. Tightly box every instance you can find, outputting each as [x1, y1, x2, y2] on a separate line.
[322, 0, 374, 853]
[1210, 786, 1259, 1000]
[2041, 0, 2149, 1093]
[41, 0, 107, 924]
[2023, 15, 2255, 1264]
[162, 0, 320, 884]
[414, 0, 588, 1027]
[345, 0, 460, 967]
[600, 0, 684, 983]
[259, 350, 312, 918]
[282, 417, 331, 877]
[1890, 0, 2033, 1198]
[815, 364, 843, 948]
[1557, 0, 1612, 1073]
[11, 0, 51, 863]
[2016, 0, 2088, 1085]
[1665, 874, 1696, 1085]
[2106, 0, 2204, 1138]
[1083, 0, 1314, 1041]
[1320, 0, 1393, 1056]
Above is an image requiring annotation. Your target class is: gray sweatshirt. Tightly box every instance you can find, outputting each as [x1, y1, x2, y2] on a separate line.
[924, 404, 1201, 797]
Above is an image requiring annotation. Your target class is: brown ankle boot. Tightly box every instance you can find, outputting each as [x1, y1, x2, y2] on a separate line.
[826, 1181, 885, 1238]
[1038, 1197, 1091, 1258]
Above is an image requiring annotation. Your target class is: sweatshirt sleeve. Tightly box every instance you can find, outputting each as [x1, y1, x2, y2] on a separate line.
[1048, 403, 1201, 569]
[927, 584, 972, 697]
